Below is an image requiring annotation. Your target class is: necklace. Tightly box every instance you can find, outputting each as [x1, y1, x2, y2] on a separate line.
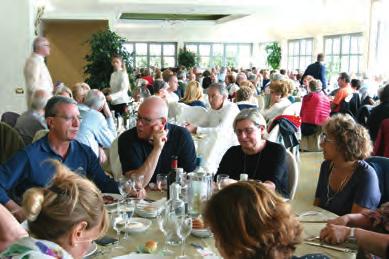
[243, 151, 262, 178]
[325, 162, 355, 206]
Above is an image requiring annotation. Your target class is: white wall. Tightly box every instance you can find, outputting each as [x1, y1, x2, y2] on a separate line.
[0, 0, 34, 115]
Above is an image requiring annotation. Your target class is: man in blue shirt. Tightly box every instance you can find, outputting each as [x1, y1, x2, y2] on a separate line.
[0, 96, 119, 221]
[302, 53, 327, 90]
[118, 96, 196, 185]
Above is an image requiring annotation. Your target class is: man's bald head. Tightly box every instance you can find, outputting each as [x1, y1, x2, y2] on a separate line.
[139, 96, 168, 119]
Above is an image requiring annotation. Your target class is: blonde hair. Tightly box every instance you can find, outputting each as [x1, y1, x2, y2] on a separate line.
[269, 80, 289, 97]
[181, 81, 203, 104]
[72, 82, 90, 103]
[204, 182, 302, 259]
[323, 113, 373, 161]
[23, 161, 108, 242]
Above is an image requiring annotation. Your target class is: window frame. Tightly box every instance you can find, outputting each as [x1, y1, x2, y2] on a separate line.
[124, 42, 177, 68]
[287, 38, 314, 72]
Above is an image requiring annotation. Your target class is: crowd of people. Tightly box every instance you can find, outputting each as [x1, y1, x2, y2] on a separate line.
[0, 36, 389, 258]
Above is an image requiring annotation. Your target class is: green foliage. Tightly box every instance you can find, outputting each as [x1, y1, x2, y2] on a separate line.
[84, 29, 134, 90]
[177, 47, 197, 68]
[265, 42, 282, 70]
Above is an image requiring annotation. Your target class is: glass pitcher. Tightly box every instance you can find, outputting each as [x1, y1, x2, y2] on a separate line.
[187, 172, 212, 217]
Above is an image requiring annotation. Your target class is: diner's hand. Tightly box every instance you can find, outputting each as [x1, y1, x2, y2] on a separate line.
[327, 215, 349, 226]
[261, 180, 276, 191]
[128, 187, 147, 199]
[106, 95, 112, 102]
[320, 223, 351, 245]
[101, 101, 113, 118]
[98, 146, 108, 165]
[152, 125, 168, 149]
[184, 123, 197, 134]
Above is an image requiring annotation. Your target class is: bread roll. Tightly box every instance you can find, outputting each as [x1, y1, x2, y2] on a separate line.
[144, 240, 158, 253]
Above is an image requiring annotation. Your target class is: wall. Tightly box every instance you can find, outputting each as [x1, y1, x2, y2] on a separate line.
[0, 0, 34, 115]
[44, 20, 108, 88]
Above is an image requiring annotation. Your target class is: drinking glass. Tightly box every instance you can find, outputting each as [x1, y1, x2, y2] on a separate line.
[177, 216, 193, 258]
[122, 198, 135, 240]
[131, 175, 145, 194]
[156, 206, 174, 255]
[156, 174, 168, 192]
[216, 174, 230, 191]
[118, 177, 133, 200]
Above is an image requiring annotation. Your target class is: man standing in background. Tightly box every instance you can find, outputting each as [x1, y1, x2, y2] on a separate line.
[24, 36, 53, 108]
[302, 53, 327, 90]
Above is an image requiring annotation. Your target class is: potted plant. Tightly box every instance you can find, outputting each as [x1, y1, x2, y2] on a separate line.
[178, 47, 197, 69]
[265, 42, 282, 70]
[84, 29, 134, 90]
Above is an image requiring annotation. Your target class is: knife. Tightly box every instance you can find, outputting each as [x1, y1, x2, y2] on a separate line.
[304, 241, 355, 253]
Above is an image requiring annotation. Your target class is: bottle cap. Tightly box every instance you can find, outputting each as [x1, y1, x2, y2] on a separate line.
[240, 174, 248, 181]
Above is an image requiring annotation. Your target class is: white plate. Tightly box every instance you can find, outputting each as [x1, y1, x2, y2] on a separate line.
[103, 193, 122, 211]
[191, 228, 213, 238]
[135, 205, 159, 218]
[83, 242, 97, 258]
[116, 217, 152, 233]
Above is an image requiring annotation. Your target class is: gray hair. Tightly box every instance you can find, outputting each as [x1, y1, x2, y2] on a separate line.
[30, 90, 50, 111]
[177, 70, 186, 80]
[45, 96, 77, 118]
[54, 85, 73, 98]
[270, 73, 285, 81]
[207, 82, 228, 97]
[84, 89, 106, 111]
[33, 37, 48, 52]
[308, 79, 323, 92]
[233, 108, 267, 131]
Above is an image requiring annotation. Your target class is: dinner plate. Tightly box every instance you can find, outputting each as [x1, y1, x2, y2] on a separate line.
[103, 193, 122, 211]
[191, 228, 213, 238]
[135, 204, 159, 218]
[116, 217, 152, 233]
[83, 242, 97, 258]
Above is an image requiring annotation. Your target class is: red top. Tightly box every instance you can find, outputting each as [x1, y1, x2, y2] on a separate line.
[300, 91, 331, 126]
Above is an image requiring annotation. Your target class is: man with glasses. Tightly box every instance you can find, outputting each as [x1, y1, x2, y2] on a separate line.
[24, 37, 54, 108]
[0, 96, 119, 222]
[331, 72, 352, 113]
[118, 96, 196, 186]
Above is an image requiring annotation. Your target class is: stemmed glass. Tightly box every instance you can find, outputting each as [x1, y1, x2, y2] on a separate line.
[216, 174, 230, 191]
[177, 216, 193, 258]
[156, 174, 168, 192]
[118, 177, 134, 200]
[131, 174, 145, 199]
[122, 198, 135, 240]
[156, 206, 174, 255]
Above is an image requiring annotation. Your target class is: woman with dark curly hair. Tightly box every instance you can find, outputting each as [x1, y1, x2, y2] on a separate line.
[204, 181, 327, 259]
[314, 114, 381, 215]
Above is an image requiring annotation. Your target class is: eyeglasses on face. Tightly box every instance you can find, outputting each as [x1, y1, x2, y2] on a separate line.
[136, 115, 162, 125]
[235, 126, 262, 136]
[320, 133, 336, 143]
[53, 114, 81, 122]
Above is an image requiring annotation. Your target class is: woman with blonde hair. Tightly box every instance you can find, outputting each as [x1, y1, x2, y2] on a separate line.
[204, 181, 326, 259]
[263, 80, 291, 121]
[314, 114, 380, 215]
[1, 161, 109, 258]
[180, 80, 206, 108]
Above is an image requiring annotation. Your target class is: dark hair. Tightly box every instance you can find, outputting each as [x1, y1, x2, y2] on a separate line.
[317, 53, 324, 62]
[350, 79, 361, 90]
[45, 96, 77, 118]
[280, 69, 286, 75]
[379, 84, 389, 103]
[339, 72, 350, 83]
[204, 182, 302, 259]
[152, 79, 166, 95]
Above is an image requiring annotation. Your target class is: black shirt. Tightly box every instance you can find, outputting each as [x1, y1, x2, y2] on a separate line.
[118, 123, 197, 183]
[216, 140, 289, 197]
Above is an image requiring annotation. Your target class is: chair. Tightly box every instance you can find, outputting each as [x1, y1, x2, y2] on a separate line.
[174, 103, 208, 126]
[285, 149, 299, 200]
[282, 102, 302, 116]
[1, 112, 20, 128]
[365, 156, 389, 205]
[32, 129, 49, 143]
[300, 128, 322, 152]
[374, 119, 389, 158]
[108, 137, 123, 181]
[0, 122, 25, 164]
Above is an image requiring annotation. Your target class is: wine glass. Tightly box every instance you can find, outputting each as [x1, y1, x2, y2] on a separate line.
[131, 175, 145, 197]
[177, 216, 193, 258]
[156, 174, 168, 192]
[156, 206, 174, 255]
[118, 177, 133, 200]
[122, 198, 135, 240]
[216, 174, 230, 191]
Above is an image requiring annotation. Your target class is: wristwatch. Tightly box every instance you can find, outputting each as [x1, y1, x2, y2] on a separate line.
[348, 227, 356, 240]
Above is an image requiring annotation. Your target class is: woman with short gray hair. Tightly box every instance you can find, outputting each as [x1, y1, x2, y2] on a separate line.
[216, 108, 290, 198]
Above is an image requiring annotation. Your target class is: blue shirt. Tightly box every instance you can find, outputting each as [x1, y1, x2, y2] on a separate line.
[0, 135, 118, 204]
[118, 123, 196, 183]
[315, 160, 381, 216]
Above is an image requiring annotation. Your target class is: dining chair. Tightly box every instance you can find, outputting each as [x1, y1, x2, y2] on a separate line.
[365, 156, 389, 205]
[109, 136, 122, 181]
[0, 122, 25, 164]
[285, 149, 299, 200]
[1, 112, 20, 128]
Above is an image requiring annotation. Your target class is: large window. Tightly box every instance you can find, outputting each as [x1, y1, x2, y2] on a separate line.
[324, 33, 363, 76]
[123, 42, 177, 68]
[287, 38, 313, 72]
[184, 42, 252, 68]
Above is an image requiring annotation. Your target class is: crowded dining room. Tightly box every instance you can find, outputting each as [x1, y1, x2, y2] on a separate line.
[1, 0, 389, 258]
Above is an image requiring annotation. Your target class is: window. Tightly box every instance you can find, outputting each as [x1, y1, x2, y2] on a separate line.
[287, 38, 313, 72]
[184, 42, 252, 68]
[324, 33, 363, 76]
[123, 42, 177, 68]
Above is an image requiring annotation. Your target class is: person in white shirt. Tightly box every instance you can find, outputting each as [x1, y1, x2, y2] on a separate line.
[263, 80, 291, 122]
[185, 82, 240, 135]
[24, 37, 53, 108]
[165, 74, 180, 103]
[76, 89, 116, 164]
[106, 55, 131, 116]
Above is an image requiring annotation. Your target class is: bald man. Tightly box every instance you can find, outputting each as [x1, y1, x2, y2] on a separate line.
[118, 96, 196, 185]
[24, 36, 54, 108]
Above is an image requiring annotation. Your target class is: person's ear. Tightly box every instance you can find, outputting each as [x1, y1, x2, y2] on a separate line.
[70, 221, 88, 246]
[161, 117, 167, 127]
[46, 117, 54, 129]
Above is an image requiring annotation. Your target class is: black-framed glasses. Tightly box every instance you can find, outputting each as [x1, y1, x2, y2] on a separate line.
[136, 115, 162, 125]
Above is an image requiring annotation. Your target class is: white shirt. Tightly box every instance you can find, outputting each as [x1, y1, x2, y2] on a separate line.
[166, 91, 179, 103]
[263, 97, 291, 122]
[24, 53, 53, 103]
[197, 101, 240, 135]
[109, 70, 131, 105]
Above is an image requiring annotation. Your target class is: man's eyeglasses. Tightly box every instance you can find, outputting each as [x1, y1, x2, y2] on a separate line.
[136, 115, 162, 125]
[54, 114, 81, 122]
[320, 133, 336, 143]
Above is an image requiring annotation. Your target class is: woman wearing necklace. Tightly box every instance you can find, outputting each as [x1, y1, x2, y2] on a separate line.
[314, 114, 381, 216]
[215, 108, 289, 198]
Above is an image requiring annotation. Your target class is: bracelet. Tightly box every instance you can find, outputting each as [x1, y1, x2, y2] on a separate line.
[348, 227, 356, 240]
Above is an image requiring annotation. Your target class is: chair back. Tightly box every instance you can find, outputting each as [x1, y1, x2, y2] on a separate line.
[1, 112, 20, 128]
[0, 122, 25, 164]
[373, 119, 389, 158]
[282, 102, 302, 116]
[109, 136, 122, 181]
[285, 149, 299, 200]
[365, 156, 389, 205]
